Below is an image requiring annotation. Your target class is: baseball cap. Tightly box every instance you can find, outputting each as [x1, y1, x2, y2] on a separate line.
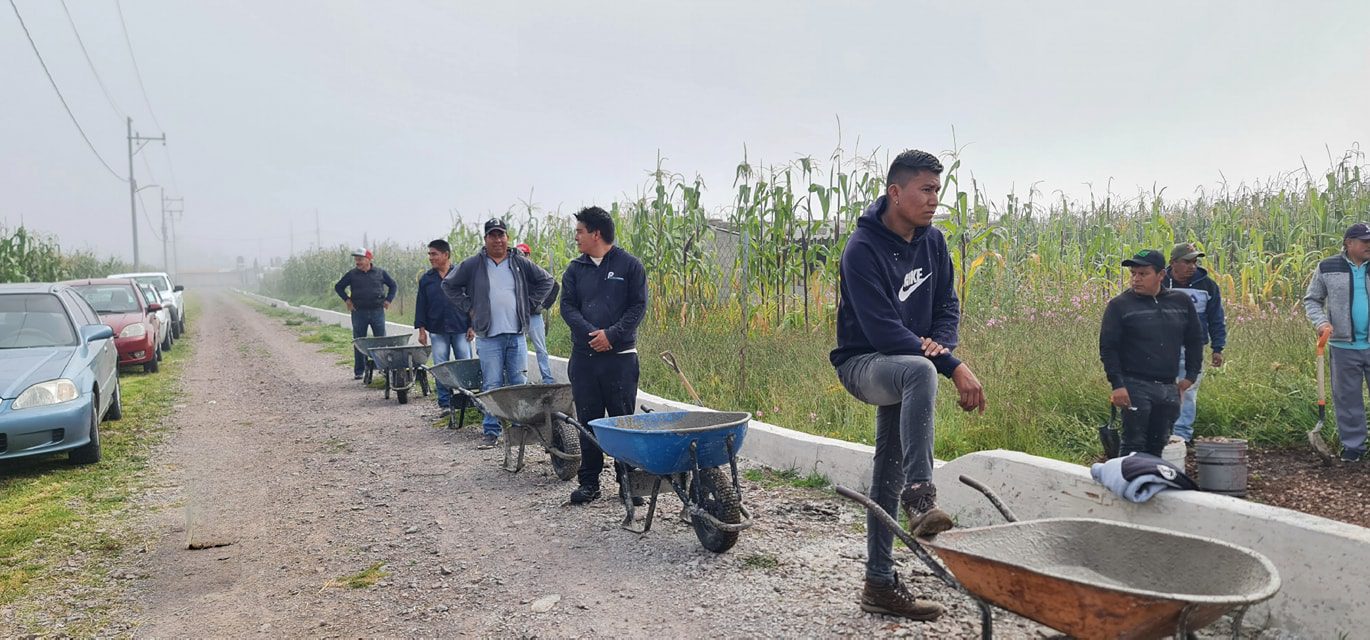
[515, 243, 531, 256]
[1170, 242, 1204, 262]
[484, 218, 508, 235]
[1122, 249, 1165, 271]
[1345, 222, 1370, 240]
[351, 247, 372, 259]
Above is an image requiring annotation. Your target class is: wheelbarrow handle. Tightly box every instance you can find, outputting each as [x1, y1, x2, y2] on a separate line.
[554, 411, 602, 450]
[958, 475, 1019, 523]
[833, 486, 964, 587]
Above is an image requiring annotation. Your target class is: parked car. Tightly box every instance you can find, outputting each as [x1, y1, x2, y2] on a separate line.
[108, 271, 185, 338]
[136, 282, 174, 354]
[64, 278, 165, 373]
[0, 283, 120, 464]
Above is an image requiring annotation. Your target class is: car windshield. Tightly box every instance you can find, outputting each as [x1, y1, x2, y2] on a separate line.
[138, 284, 160, 305]
[0, 294, 78, 348]
[73, 284, 143, 314]
[132, 275, 170, 292]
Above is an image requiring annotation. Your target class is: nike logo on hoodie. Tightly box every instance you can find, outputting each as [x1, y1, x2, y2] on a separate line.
[898, 268, 931, 301]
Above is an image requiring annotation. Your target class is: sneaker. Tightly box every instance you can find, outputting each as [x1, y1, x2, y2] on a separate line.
[1341, 448, 1364, 463]
[354, 374, 364, 381]
[901, 482, 954, 540]
[478, 434, 499, 449]
[860, 575, 944, 621]
[570, 485, 601, 505]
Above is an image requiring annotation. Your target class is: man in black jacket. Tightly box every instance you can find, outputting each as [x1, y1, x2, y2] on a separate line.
[1100, 249, 1203, 457]
[560, 206, 647, 505]
[335, 247, 398, 380]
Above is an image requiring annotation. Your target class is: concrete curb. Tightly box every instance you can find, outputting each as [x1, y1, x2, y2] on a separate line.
[238, 289, 1363, 636]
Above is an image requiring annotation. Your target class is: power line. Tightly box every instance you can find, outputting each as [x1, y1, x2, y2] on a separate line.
[114, 0, 162, 132]
[59, 0, 124, 119]
[9, 0, 125, 181]
[136, 189, 162, 242]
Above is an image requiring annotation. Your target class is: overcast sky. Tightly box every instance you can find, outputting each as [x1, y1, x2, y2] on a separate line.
[3, 0, 1368, 269]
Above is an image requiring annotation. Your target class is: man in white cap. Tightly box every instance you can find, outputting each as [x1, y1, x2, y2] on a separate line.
[335, 248, 398, 380]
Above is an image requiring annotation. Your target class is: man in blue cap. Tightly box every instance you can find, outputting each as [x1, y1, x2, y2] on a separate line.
[1304, 222, 1370, 462]
[1100, 249, 1203, 457]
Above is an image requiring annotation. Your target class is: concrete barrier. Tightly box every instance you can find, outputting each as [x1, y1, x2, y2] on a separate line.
[237, 290, 1362, 636]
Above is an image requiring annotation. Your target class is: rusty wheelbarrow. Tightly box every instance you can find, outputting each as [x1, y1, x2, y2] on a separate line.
[836, 476, 1280, 640]
[469, 383, 581, 480]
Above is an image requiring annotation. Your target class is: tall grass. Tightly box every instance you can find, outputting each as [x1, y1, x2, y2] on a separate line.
[0, 226, 132, 283]
[263, 146, 1368, 462]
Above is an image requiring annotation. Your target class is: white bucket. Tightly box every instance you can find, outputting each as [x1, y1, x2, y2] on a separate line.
[1162, 436, 1187, 470]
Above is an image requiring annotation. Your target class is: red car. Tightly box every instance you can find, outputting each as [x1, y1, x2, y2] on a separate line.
[62, 279, 165, 373]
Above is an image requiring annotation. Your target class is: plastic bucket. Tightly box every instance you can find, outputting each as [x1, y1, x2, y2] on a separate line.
[1195, 438, 1248, 497]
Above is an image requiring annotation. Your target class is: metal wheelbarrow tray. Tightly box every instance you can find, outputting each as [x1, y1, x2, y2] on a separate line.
[352, 334, 412, 384]
[368, 344, 431, 405]
[836, 476, 1281, 640]
[576, 411, 754, 553]
[470, 383, 580, 480]
[423, 358, 483, 429]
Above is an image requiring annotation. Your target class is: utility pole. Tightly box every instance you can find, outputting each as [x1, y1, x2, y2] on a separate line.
[161, 190, 183, 273]
[127, 117, 165, 267]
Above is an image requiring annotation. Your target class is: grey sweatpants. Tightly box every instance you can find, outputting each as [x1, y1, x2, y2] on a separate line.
[836, 353, 938, 584]
[1329, 346, 1370, 455]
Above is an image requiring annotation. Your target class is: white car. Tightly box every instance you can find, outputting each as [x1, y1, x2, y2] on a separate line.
[137, 283, 174, 354]
[109, 272, 185, 338]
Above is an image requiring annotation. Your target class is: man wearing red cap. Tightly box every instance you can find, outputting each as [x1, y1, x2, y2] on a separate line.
[335, 247, 398, 380]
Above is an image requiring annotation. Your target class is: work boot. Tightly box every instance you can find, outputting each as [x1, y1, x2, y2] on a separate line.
[901, 482, 954, 540]
[478, 433, 499, 449]
[860, 575, 944, 621]
[570, 484, 601, 505]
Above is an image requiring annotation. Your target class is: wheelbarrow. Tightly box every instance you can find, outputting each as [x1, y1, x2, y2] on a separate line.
[836, 476, 1281, 640]
[352, 334, 412, 385]
[468, 383, 581, 480]
[368, 345, 431, 404]
[423, 358, 483, 429]
[561, 410, 754, 553]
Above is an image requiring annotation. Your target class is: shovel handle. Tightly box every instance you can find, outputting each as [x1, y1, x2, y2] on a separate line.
[1317, 326, 1332, 356]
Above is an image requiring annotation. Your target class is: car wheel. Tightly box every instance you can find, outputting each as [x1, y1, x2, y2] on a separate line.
[172, 319, 181, 339]
[69, 401, 101, 465]
[106, 382, 123, 421]
[163, 329, 174, 352]
[145, 347, 161, 373]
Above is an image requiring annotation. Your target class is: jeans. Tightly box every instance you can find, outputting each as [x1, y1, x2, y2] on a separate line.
[475, 333, 528, 436]
[1120, 376, 1180, 457]
[1329, 346, 1370, 456]
[351, 308, 386, 376]
[528, 313, 555, 384]
[430, 331, 472, 409]
[1172, 347, 1203, 441]
[570, 352, 639, 487]
[835, 352, 938, 584]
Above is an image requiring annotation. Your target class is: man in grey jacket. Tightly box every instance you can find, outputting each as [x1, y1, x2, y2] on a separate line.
[442, 218, 554, 447]
[1304, 222, 1370, 462]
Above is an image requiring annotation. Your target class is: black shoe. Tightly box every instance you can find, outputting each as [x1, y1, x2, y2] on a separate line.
[570, 485, 601, 504]
[631, 496, 646, 507]
[1341, 448, 1364, 463]
[478, 434, 499, 449]
[354, 374, 364, 380]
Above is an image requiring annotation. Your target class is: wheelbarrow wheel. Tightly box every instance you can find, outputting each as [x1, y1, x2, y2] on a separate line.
[549, 420, 582, 482]
[690, 466, 742, 553]
[397, 388, 409, 404]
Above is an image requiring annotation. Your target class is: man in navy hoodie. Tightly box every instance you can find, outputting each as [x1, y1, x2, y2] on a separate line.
[561, 206, 648, 505]
[415, 239, 473, 417]
[1162, 242, 1227, 443]
[831, 149, 986, 622]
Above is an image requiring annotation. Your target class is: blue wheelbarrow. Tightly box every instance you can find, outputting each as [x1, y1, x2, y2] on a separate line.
[559, 410, 754, 553]
[423, 358, 483, 429]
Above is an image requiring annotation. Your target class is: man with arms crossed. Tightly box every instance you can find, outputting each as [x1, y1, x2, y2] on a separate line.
[335, 248, 397, 381]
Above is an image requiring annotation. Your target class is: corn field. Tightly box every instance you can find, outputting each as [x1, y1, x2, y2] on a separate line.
[0, 226, 131, 284]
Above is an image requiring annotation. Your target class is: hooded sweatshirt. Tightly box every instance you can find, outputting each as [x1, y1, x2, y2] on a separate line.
[829, 196, 962, 377]
[1162, 265, 1227, 352]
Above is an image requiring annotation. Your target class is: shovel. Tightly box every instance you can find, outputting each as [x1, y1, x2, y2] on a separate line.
[1310, 326, 1336, 464]
[659, 351, 703, 405]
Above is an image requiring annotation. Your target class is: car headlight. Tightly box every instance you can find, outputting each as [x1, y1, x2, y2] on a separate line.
[119, 323, 147, 338]
[12, 379, 79, 410]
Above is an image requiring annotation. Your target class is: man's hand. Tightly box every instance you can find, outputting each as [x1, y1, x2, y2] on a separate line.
[921, 337, 949, 358]
[345, 299, 355, 312]
[951, 363, 986, 413]
[1211, 351, 1224, 368]
[1177, 379, 1194, 398]
[1110, 387, 1131, 409]
[466, 328, 475, 342]
[417, 328, 429, 346]
[588, 329, 613, 352]
[383, 301, 391, 310]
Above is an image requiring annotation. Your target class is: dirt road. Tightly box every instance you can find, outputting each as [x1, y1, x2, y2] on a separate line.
[116, 291, 1048, 638]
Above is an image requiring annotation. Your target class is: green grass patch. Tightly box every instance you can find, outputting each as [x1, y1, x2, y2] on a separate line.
[742, 553, 779, 570]
[744, 467, 830, 490]
[0, 295, 197, 633]
[326, 561, 388, 589]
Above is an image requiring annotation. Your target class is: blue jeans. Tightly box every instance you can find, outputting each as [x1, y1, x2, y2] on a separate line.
[528, 314, 555, 384]
[475, 333, 528, 436]
[430, 332, 472, 409]
[1173, 348, 1203, 441]
[351, 308, 386, 376]
[835, 352, 938, 585]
